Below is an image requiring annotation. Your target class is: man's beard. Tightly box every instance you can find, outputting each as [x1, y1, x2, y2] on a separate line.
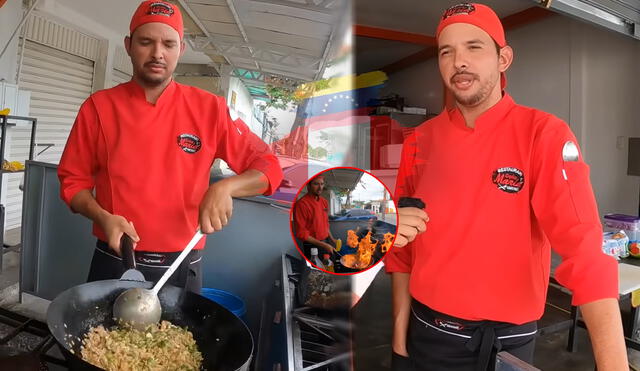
[453, 74, 497, 107]
[139, 71, 169, 86]
[135, 62, 171, 87]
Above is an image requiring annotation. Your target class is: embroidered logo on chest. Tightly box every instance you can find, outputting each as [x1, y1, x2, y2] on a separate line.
[492, 167, 525, 193]
[177, 133, 201, 154]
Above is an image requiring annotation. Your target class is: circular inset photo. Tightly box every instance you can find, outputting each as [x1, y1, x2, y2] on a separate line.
[290, 167, 398, 275]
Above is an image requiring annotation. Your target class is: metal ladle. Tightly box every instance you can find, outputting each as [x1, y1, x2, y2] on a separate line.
[113, 230, 205, 330]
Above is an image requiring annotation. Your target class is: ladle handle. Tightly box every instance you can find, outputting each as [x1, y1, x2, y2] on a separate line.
[121, 234, 137, 270]
[151, 230, 205, 296]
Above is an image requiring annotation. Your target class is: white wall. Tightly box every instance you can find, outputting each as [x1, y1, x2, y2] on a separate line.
[33, 0, 128, 91]
[507, 16, 572, 123]
[380, 57, 442, 113]
[227, 76, 262, 136]
[384, 14, 640, 217]
[572, 20, 640, 217]
[0, 0, 24, 84]
[509, 16, 640, 217]
[174, 76, 221, 95]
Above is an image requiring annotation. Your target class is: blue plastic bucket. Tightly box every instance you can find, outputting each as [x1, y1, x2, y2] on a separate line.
[201, 288, 247, 321]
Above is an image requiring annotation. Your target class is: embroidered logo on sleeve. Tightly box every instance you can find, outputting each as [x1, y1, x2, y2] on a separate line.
[492, 167, 525, 193]
[177, 133, 201, 154]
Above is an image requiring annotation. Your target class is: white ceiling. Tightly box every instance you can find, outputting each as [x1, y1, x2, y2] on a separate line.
[323, 168, 363, 190]
[355, 0, 535, 34]
[182, 0, 349, 85]
[54, 0, 211, 64]
[52, 0, 347, 87]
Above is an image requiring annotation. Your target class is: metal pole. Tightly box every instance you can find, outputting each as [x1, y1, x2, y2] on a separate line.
[0, 115, 6, 270]
[28, 118, 37, 161]
[0, 0, 41, 60]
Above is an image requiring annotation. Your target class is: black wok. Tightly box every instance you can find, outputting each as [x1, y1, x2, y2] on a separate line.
[46, 237, 253, 370]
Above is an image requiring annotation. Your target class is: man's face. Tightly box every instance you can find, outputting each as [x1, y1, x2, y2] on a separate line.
[125, 22, 185, 87]
[308, 177, 325, 196]
[437, 23, 510, 107]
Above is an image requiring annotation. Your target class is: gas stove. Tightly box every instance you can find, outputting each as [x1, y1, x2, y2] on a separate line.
[282, 255, 351, 371]
[0, 307, 68, 370]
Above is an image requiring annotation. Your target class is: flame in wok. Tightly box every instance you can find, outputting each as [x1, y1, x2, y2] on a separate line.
[380, 232, 394, 253]
[347, 230, 359, 249]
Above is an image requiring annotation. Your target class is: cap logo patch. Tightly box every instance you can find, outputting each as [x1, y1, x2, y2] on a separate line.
[442, 3, 476, 20]
[177, 133, 201, 154]
[492, 167, 525, 193]
[147, 2, 174, 17]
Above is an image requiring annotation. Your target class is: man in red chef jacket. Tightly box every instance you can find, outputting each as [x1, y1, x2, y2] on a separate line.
[57, 1, 283, 293]
[294, 174, 337, 260]
[387, 3, 627, 370]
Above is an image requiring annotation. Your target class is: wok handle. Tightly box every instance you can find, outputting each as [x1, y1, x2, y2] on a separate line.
[121, 234, 136, 270]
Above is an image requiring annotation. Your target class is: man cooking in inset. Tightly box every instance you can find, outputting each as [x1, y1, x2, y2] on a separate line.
[57, 0, 283, 293]
[387, 3, 627, 370]
[294, 174, 338, 260]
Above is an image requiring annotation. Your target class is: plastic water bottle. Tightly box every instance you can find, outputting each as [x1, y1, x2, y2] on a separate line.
[310, 248, 325, 269]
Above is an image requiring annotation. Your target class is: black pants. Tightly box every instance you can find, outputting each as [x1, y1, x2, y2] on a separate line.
[406, 299, 536, 371]
[87, 240, 203, 294]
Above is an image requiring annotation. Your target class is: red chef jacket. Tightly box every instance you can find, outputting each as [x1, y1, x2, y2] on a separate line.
[58, 80, 283, 253]
[294, 193, 330, 241]
[386, 93, 618, 324]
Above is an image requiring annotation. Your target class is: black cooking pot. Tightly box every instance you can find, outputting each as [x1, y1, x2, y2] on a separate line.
[46, 237, 253, 370]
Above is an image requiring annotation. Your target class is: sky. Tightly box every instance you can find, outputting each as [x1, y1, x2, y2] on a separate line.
[350, 173, 388, 202]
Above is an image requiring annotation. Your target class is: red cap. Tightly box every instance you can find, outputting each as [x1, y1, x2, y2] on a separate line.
[130, 1, 184, 39]
[436, 3, 507, 89]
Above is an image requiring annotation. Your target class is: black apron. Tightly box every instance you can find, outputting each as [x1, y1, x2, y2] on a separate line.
[87, 240, 203, 294]
[403, 298, 537, 371]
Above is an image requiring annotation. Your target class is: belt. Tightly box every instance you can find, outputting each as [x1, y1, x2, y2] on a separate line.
[411, 299, 537, 371]
[96, 240, 202, 268]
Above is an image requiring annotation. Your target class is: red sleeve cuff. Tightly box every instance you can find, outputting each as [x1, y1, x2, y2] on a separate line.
[58, 180, 94, 209]
[248, 156, 283, 196]
[384, 245, 413, 273]
[297, 230, 310, 241]
[555, 252, 619, 306]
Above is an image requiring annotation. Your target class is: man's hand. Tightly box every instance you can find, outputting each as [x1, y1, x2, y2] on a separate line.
[394, 207, 429, 247]
[199, 182, 233, 234]
[98, 214, 139, 256]
[320, 241, 335, 255]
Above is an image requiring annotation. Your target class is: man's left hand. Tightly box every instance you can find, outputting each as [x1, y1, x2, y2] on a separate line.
[199, 182, 233, 234]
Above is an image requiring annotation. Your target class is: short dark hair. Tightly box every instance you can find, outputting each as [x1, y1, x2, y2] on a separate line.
[494, 40, 501, 55]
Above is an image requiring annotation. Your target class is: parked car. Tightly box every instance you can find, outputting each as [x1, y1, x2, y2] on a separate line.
[330, 208, 377, 221]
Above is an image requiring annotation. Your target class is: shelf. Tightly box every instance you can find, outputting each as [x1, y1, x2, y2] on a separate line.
[0, 170, 25, 174]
